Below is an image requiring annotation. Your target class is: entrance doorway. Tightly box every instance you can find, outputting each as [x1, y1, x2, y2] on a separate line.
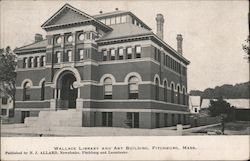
[57, 72, 78, 109]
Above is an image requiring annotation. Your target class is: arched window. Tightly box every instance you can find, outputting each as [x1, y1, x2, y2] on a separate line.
[155, 78, 159, 100]
[164, 81, 168, 102]
[104, 77, 112, 99]
[128, 76, 139, 99]
[182, 87, 186, 105]
[171, 83, 174, 103]
[41, 81, 45, 100]
[177, 85, 180, 104]
[23, 82, 31, 101]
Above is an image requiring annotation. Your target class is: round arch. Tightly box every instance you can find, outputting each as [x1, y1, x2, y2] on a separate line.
[170, 81, 176, 91]
[124, 72, 142, 84]
[153, 74, 160, 85]
[39, 78, 46, 87]
[52, 67, 81, 87]
[182, 86, 187, 94]
[100, 74, 116, 84]
[163, 78, 168, 88]
[21, 79, 33, 87]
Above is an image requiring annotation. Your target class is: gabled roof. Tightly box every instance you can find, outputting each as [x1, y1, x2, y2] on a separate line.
[98, 23, 153, 41]
[41, 3, 112, 32]
[14, 40, 47, 53]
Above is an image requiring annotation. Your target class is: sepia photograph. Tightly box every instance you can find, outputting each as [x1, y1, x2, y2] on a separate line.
[0, 0, 249, 160]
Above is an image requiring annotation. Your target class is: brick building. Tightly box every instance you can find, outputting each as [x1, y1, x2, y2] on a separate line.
[13, 3, 190, 128]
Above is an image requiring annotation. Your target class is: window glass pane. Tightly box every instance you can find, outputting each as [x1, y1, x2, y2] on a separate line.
[116, 16, 121, 24]
[136, 46, 141, 53]
[68, 51, 72, 62]
[57, 52, 60, 60]
[111, 17, 116, 24]
[127, 47, 132, 54]
[79, 49, 84, 60]
[121, 15, 127, 23]
[103, 50, 107, 61]
[106, 18, 111, 25]
[110, 49, 115, 60]
[2, 97, 8, 105]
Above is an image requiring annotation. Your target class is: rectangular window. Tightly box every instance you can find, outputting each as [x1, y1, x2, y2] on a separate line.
[106, 18, 111, 25]
[178, 114, 181, 124]
[85, 49, 91, 59]
[135, 46, 141, 58]
[103, 50, 107, 61]
[171, 114, 175, 126]
[118, 48, 124, 60]
[67, 50, 72, 62]
[127, 47, 132, 59]
[110, 49, 115, 60]
[111, 17, 116, 25]
[121, 15, 127, 23]
[102, 112, 112, 127]
[23, 58, 27, 68]
[116, 16, 121, 24]
[155, 113, 160, 128]
[79, 49, 84, 60]
[126, 112, 139, 128]
[34, 57, 38, 67]
[164, 113, 168, 127]
[2, 97, 8, 105]
[1, 109, 7, 116]
[56, 52, 61, 63]
[104, 85, 112, 99]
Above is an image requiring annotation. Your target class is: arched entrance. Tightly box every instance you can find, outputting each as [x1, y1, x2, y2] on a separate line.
[57, 71, 78, 109]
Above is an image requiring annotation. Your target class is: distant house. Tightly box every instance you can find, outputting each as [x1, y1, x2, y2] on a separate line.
[189, 96, 201, 114]
[0, 95, 13, 118]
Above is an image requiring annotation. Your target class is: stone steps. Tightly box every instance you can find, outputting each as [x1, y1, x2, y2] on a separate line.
[24, 109, 83, 127]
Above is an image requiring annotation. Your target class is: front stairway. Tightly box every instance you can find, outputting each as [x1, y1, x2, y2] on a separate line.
[24, 109, 83, 127]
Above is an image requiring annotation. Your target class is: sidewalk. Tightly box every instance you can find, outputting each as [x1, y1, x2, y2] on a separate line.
[1, 124, 178, 136]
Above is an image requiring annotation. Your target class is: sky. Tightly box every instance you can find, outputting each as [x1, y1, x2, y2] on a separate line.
[0, 0, 249, 91]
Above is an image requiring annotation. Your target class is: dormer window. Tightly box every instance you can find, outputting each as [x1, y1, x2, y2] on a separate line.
[121, 15, 127, 23]
[116, 16, 121, 24]
[111, 17, 116, 25]
[106, 18, 111, 25]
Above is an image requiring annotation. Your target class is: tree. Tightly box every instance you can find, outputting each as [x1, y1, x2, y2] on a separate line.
[0, 46, 17, 117]
[208, 98, 235, 121]
[242, 36, 249, 62]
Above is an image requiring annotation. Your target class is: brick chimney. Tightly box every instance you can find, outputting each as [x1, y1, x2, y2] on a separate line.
[176, 34, 183, 54]
[35, 34, 43, 42]
[156, 14, 164, 40]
